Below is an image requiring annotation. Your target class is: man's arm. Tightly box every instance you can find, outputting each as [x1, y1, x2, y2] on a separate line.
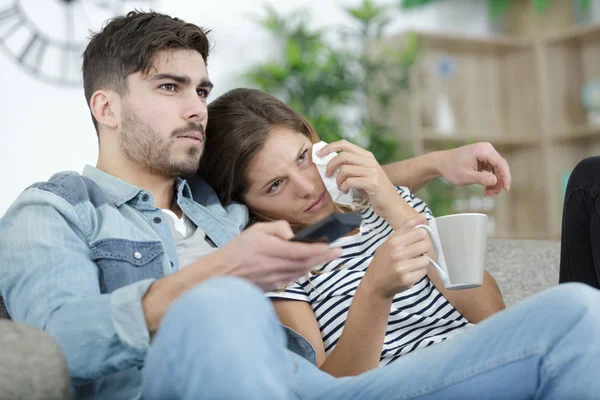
[0, 190, 339, 384]
[0, 189, 154, 385]
[382, 142, 511, 195]
[142, 221, 340, 333]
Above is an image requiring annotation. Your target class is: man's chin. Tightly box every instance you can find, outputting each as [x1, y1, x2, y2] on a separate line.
[171, 157, 203, 178]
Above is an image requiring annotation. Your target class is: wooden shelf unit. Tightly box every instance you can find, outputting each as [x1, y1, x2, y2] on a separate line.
[382, 25, 600, 239]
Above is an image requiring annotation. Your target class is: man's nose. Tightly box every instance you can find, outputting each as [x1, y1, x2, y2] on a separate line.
[183, 92, 207, 122]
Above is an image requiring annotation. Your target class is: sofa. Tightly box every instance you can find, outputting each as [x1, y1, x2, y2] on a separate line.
[0, 239, 562, 398]
[484, 239, 560, 307]
[0, 319, 70, 400]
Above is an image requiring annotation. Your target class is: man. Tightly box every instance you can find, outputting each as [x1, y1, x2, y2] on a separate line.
[2, 10, 599, 400]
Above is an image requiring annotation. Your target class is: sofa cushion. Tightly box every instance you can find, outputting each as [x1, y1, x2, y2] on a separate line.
[486, 239, 560, 307]
[0, 320, 70, 400]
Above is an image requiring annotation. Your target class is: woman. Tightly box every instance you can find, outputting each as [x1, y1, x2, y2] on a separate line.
[560, 156, 600, 287]
[198, 88, 505, 377]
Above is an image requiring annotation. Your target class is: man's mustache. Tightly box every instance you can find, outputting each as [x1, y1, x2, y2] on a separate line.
[172, 123, 205, 140]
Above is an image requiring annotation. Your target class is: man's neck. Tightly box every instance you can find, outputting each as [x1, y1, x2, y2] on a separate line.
[96, 157, 176, 211]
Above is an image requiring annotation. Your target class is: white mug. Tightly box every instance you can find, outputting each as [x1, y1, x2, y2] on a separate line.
[416, 213, 487, 290]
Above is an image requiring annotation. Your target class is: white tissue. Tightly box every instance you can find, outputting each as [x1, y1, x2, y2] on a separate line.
[312, 141, 357, 206]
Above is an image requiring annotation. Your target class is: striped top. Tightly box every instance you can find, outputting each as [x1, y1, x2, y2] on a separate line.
[267, 186, 473, 366]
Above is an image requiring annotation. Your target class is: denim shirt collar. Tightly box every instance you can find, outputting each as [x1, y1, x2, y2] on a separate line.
[82, 165, 194, 207]
[81, 165, 248, 247]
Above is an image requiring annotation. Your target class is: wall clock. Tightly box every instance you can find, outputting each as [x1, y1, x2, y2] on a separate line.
[0, 0, 154, 87]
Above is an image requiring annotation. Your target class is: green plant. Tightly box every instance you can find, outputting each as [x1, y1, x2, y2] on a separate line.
[244, 1, 462, 216]
[400, 0, 590, 19]
[244, 0, 418, 165]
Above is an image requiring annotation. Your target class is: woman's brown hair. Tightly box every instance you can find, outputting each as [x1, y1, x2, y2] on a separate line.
[200, 88, 365, 289]
[198, 88, 325, 228]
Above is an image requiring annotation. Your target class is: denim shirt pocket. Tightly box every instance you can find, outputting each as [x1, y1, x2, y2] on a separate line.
[91, 239, 164, 293]
[281, 324, 317, 366]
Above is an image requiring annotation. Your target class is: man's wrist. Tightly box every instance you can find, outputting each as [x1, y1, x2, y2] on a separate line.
[424, 150, 444, 181]
[141, 280, 164, 334]
[140, 245, 240, 333]
[141, 271, 198, 334]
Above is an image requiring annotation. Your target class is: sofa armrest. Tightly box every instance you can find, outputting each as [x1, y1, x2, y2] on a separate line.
[0, 321, 70, 400]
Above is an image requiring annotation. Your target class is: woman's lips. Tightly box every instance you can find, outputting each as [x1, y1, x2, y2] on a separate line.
[306, 191, 326, 212]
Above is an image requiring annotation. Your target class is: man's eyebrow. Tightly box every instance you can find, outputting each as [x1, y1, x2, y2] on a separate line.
[199, 78, 214, 90]
[151, 74, 213, 90]
[151, 73, 191, 85]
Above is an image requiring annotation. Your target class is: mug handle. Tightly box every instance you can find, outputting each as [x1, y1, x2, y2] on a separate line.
[415, 224, 449, 285]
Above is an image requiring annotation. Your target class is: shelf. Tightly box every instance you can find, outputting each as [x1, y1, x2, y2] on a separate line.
[421, 131, 540, 147]
[397, 31, 530, 52]
[384, 27, 600, 239]
[551, 124, 600, 143]
[543, 23, 600, 46]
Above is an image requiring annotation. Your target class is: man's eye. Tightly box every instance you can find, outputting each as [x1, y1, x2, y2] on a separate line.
[160, 84, 177, 92]
[197, 89, 209, 98]
[268, 180, 281, 193]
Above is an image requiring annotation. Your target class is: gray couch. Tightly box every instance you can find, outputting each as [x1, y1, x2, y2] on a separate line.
[0, 239, 562, 399]
[0, 320, 70, 400]
[485, 239, 560, 307]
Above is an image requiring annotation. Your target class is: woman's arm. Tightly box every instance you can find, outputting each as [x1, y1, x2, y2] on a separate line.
[272, 218, 431, 377]
[383, 189, 506, 323]
[426, 268, 506, 323]
[273, 286, 392, 377]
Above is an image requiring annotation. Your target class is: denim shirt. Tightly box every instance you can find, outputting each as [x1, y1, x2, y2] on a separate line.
[0, 166, 315, 400]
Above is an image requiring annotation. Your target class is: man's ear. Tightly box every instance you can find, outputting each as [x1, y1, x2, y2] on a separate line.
[90, 90, 119, 130]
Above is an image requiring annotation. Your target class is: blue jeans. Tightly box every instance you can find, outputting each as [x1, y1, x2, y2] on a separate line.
[143, 277, 600, 399]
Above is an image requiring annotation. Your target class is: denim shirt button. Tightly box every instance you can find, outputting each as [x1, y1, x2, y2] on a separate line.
[239, 225, 244, 232]
[142, 194, 150, 202]
[133, 251, 143, 260]
[153, 217, 162, 224]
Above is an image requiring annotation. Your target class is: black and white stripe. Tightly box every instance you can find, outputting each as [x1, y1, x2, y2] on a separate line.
[267, 186, 472, 366]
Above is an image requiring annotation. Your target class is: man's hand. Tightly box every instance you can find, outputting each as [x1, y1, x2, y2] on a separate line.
[142, 220, 341, 333]
[436, 142, 511, 197]
[213, 220, 341, 291]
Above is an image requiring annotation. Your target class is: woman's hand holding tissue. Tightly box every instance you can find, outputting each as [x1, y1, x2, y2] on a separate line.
[317, 140, 402, 219]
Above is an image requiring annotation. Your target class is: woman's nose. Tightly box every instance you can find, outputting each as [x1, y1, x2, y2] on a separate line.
[294, 174, 316, 198]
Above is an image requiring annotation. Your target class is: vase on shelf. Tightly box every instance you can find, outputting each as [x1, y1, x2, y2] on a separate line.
[434, 92, 455, 136]
[433, 53, 457, 136]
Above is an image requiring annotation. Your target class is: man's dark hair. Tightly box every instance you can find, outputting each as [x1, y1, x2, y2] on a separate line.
[83, 11, 211, 133]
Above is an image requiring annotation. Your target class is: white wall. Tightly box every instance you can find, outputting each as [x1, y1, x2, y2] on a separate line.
[0, 0, 492, 216]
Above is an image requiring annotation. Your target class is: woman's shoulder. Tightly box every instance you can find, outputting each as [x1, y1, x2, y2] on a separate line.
[393, 186, 433, 218]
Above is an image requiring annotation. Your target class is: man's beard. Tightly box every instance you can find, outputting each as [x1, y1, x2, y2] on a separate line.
[119, 108, 204, 177]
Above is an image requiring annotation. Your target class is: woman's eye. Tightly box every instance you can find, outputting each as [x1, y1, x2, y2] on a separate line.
[268, 180, 281, 193]
[298, 149, 308, 164]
